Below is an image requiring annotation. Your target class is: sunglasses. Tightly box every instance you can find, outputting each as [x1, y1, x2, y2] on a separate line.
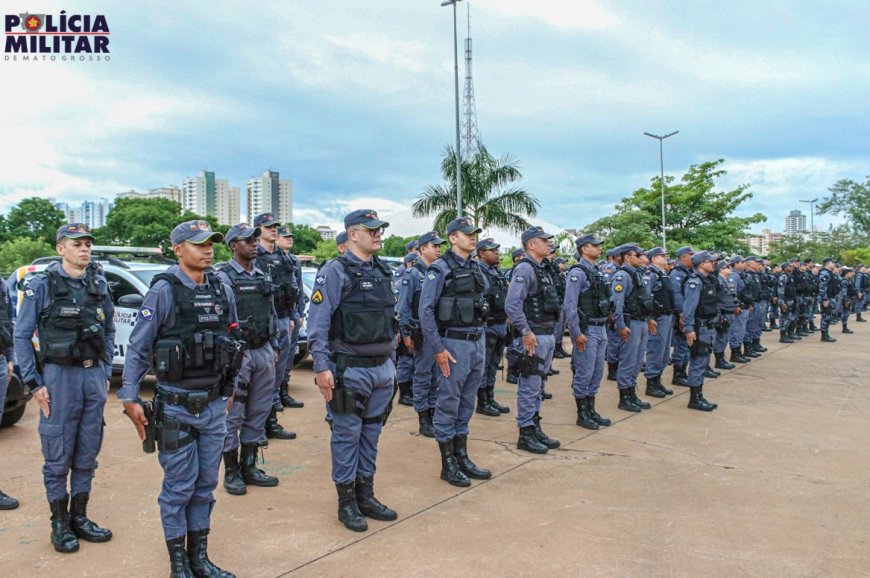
[353, 226, 384, 237]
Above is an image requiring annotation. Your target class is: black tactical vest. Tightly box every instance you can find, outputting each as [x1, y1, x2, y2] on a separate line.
[436, 250, 488, 329]
[619, 266, 653, 318]
[220, 264, 274, 349]
[523, 261, 561, 327]
[36, 267, 107, 366]
[256, 247, 299, 317]
[0, 283, 13, 350]
[570, 263, 610, 321]
[689, 273, 719, 320]
[329, 254, 397, 345]
[820, 270, 838, 299]
[739, 271, 759, 304]
[481, 264, 508, 324]
[151, 271, 230, 389]
[781, 273, 796, 300]
[649, 267, 676, 315]
[716, 275, 738, 313]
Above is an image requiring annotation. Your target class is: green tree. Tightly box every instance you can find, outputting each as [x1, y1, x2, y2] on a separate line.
[0, 237, 55, 272]
[818, 178, 870, 240]
[6, 197, 66, 245]
[582, 160, 764, 254]
[287, 223, 324, 254]
[313, 239, 339, 261]
[380, 235, 420, 257]
[413, 143, 539, 234]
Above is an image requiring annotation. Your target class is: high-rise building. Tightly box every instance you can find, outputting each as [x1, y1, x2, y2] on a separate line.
[118, 186, 183, 205]
[54, 198, 111, 228]
[315, 225, 337, 240]
[785, 210, 807, 236]
[246, 170, 293, 224]
[182, 170, 240, 226]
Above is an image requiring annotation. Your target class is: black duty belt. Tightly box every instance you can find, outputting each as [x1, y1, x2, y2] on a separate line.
[529, 325, 555, 335]
[48, 358, 101, 369]
[332, 354, 389, 368]
[586, 320, 607, 327]
[697, 318, 719, 329]
[157, 385, 222, 414]
[439, 329, 482, 341]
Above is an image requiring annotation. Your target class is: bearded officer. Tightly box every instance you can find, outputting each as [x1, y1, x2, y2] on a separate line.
[681, 251, 718, 411]
[476, 237, 511, 417]
[0, 270, 18, 511]
[504, 226, 562, 453]
[308, 209, 398, 532]
[419, 217, 492, 485]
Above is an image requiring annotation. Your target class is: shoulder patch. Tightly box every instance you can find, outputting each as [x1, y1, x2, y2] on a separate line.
[514, 276, 526, 283]
[402, 279, 409, 285]
[24, 288, 35, 298]
[613, 284, 623, 293]
[569, 275, 579, 282]
[315, 275, 325, 285]
[138, 306, 155, 321]
[687, 281, 699, 290]
[311, 289, 323, 304]
[427, 272, 437, 281]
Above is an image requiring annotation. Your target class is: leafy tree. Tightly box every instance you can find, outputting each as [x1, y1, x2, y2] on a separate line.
[313, 239, 339, 261]
[287, 223, 324, 254]
[0, 237, 55, 272]
[413, 143, 539, 234]
[6, 197, 66, 245]
[817, 178, 870, 240]
[582, 160, 764, 254]
[380, 235, 421, 257]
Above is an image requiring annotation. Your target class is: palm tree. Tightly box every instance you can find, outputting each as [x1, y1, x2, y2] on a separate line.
[413, 143, 539, 234]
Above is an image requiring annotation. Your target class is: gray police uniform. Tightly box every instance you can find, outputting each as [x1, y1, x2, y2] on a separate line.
[681, 269, 718, 411]
[480, 261, 510, 409]
[643, 265, 676, 381]
[397, 261, 438, 416]
[714, 274, 738, 355]
[727, 270, 749, 349]
[818, 268, 838, 334]
[0, 277, 14, 426]
[603, 262, 623, 365]
[610, 264, 651, 393]
[743, 268, 763, 348]
[284, 250, 306, 393]
[669, 263, 692, 369]
[118, 265, 239, 541]
[15, 261, 115, 505]
[395, 265, 417, 391]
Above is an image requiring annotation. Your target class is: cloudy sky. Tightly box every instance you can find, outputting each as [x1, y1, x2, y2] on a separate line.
[2, 0, 868, 235]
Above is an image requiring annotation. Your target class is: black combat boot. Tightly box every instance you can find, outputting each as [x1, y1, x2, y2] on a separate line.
[418, 411, 435, 437]
[688, 386, 716, 411]
[752, 338, 768, 353]
[532, 413, 560, 449]
[821, 331, 837, 343]
[540, 385, 554, 399]
[438, 439, 471, 486]
[49, 494, 80, 553]
[671, 364, 689, 386]
[798, 324, 811, 336]
[335, 482, 368, 532]
[779, 331, 795, 344]
[187, 529, 235, 578]
[730, 346, 749, 363]
[842, 321, 854, 334]
[587, 395, 611, 426]
[574, 397, 599, 430]
[618, 388, 642, 412]
[475, 388, 501, 417]
[762, 323, 772, 332]
[453, 435, 491, 479]
[808, 321, 819, 331]
[280, 379, 304, 408]
[644, 375, 668, 398]
[517, 426, 549, 454]
[704, 366, 720, 379]
[240, 444, 279, 487]
[355, 476, 398, 521]
[553, 342, 568, 359]
[166, 536, 194, 578]
[487, 386, 510, 414]
[222, 448, 247, 496]
[397, 381, 413, 407]
[769, 319, 779, 329]
[658, 377, 673, 395]
[714, 352, 735, 370]
[69, 492, 112, 543]
[0, 489, 19, 510]
[698, 384, 718, 409]
[743, 342, 760, 358]
[606, 362, 618, 381]
[856, 313, 866, 322]
[629, 387, 651, 409]
[265, 408, 296, 440]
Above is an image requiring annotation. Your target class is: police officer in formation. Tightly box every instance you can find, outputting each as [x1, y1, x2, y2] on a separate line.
[504, 247, 526, 384]
[13, 223, 115, 554]
[475, 237, 511, 417]
[713, 260, 738, 370]
[562, 234, 612, 430]
[419, 217, 492, 484]
[308, 209, 398, 533]
[275, 225, 306, 409]
[504, 226, 562, 453]
[681, 251, 719, 411]
[777, 260, 799, 343]
[603, 247, 624, 382]
[642, 247, 677, 399]
[217, 224, 281, 496]
[399, 231, 444, 437]
[254, 213, 300, 442]
[855, 264, 867, 321]
[395, 251, 420, 407]
[668, 246, 695, 387]
[120, 220, 237, 577]
[0, 267, 17, 511]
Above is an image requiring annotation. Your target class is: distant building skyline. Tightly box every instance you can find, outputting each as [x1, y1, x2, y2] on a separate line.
[54, 198, 112, 229]
[246, 170, 293, 224]
[182, 170, 239, 226]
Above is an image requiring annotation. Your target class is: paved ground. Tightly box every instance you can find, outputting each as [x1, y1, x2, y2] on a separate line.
[1, 323, 868, 577]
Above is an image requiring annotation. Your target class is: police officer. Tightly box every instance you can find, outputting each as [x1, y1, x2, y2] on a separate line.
[668, 246, 695, 387]
[393, 239, 420, 281]
[504, 226, 562, 453]
[476, 237, 511, 417]
[275, 225, 306, 409]
[713, 261, 738, 371]
[744, 257, 767, 356]
[14, 223, 115, 553]
[682, 251, 719, 412]
[120, 220, 238, 577]
[768, 263, 782, 330]
[839, 266, 856, 333]
[217, 224, 281, 496]
[419, 217, 492, 484]
[563, 234, 612, 430]
[396, 251, 420, 407]
[308, 209, 398, 532]
[336, 231, 348, 255]
[552, 255, 569, 360]
[643, 247, 676, 398]
[254, 213, 299, 441]
[855, 265, 867, 321]
[399, 232, 444, 436]
[610, 244, 654, 412]
[504, 247, 526, 384]
[0, 271, 18, 510]
[603, 247, 625, 381]
[727, 256, 752, 362]
[777, 261, 799, 343]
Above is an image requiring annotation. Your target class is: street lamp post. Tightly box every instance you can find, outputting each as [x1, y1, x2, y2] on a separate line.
[644, 130, 679, 249]
[442, 0, 464, 217]
[799, 198, 818, 241]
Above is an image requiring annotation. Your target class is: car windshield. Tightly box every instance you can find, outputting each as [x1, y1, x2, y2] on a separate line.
[130, 268, 166, 286]
[302, 270, 316, 293]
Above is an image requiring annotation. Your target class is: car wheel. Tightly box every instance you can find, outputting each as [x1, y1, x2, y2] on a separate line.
[1, 404, 26, 427]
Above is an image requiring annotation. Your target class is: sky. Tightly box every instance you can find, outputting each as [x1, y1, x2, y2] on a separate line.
[2, 0, 868, 237]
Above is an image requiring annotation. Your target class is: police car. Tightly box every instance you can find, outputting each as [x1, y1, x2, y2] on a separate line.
[2, 247, 171, 427]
